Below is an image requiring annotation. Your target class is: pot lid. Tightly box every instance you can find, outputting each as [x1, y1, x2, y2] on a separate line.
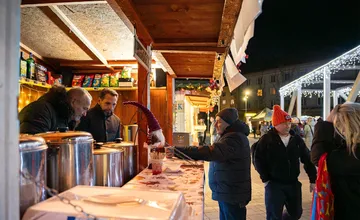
[102, 141, 136, 148]
[36, 131, 93, 143]
[93, 148, 123, 155]
[19, 134, 47, 152]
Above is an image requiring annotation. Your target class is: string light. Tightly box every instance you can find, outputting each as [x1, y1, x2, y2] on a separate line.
[279, 45, 360, 97]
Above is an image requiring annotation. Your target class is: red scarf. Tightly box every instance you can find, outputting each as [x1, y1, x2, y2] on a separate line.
[311, 153, 334, 220]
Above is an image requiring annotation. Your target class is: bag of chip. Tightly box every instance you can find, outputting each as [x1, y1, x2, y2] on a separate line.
[101, 73, 110, 87]
[110, 72, 120, 87]
[92, 74, 102, 87]
[47, 71, 54, 85]
[82, 75, 94, 87]
[72, 75, 85, 87]
[53, 74, 62, 86]
[121, 67, 132, 78]
[35, 64, 47, 83]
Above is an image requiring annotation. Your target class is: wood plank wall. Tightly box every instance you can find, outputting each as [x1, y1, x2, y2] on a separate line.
[88, 88, 168, 140]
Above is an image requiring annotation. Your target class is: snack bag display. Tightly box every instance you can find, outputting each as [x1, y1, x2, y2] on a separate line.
[35, 64, 47, 83]
[101, 73, 110, 87]
[47, 71, 55, 85]
[53, 74, 63, 85]
[121, 67, 132, 78]
[82, 75, 94, 87]
[72, 75, 85, 87]
[110, 72, 120, 87]
[92, 74, 102, 87]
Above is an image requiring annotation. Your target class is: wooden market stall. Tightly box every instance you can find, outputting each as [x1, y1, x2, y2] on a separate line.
[1, 0, 265, 218]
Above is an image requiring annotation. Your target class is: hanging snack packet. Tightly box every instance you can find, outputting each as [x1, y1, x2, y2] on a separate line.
[72, 75, 85, 87]
[92, 74, 102, 87]
[110, 72, 120, 87]
[53, 74, 63, 85]
[101, 73, 110, 87]
[35, 64, 47, 83]
[47, 71, 55, 85]
[82, 75, 94, 87]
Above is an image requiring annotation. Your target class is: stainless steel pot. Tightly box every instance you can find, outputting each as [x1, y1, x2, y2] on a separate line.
[36, 131, 94, 193]
[19, 135, 48, 217]
[93, 147, 125, 187]
[103, 141, 138, 183]
[123, 124, 138, 145]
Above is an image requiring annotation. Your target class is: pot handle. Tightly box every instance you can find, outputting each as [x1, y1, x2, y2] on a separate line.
[94, 142, 104, 149]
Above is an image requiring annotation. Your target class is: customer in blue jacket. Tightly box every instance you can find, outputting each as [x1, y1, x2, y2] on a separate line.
[175, 108, 251, 220]
[254, 105, 317, 220]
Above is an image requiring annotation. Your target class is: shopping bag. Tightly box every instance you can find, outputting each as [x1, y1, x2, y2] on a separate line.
[311, 153, 334, 220]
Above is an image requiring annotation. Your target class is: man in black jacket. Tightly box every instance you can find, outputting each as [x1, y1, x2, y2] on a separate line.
[19, 86, 92, 134]
[254, 105, 317, 220]
[76, 88, 120, 142]
[175, 108, 251, 220]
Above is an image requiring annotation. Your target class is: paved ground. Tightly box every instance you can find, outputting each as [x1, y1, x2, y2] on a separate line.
[204, 136, 313, 220]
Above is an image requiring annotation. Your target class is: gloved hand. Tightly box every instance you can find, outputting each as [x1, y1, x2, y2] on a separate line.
[310, 183, 316, 193]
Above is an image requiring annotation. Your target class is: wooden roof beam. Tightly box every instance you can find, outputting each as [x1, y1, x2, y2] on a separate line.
[152, 46, 226, 54]
[21, 0, 106, 7]
[48, 5, 114, 71]
[213, 0, 243, 79]
[39, 7, 100, 62]
[60, 59, 156, 67]
[153, 51, 176, 77]
[106, 0, 153, 45]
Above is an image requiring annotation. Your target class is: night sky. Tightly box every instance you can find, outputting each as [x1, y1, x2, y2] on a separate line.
[243, 0, 360, 73]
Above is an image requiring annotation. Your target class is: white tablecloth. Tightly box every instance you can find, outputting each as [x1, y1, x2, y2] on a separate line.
[22, 186, 192, 220]
[123, 159, 205, 220]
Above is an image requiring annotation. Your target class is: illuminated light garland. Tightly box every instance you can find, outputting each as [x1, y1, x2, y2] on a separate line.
[279, 45, 360, 97]
[298, 87, 360, 98]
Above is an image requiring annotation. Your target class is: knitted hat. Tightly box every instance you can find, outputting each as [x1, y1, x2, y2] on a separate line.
[272, 105, 291, 126]
[123, 101, 161, 132]
[216, 108, 239, 125]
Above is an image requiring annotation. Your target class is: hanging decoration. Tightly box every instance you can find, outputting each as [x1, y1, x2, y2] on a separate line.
[279, 45, 360, 97]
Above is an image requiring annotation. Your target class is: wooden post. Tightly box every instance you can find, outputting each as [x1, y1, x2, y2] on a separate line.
[166, 73, 174, 146]
[137, 63, 149, 171]
[0, 0, 21, 218]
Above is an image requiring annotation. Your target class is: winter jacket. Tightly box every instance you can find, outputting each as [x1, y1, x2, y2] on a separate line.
[76, 104, 120, 142]
[254, 128, 317, 184]
[175, 120, 251, 205]
[311, 121, 360, 220]
[19, 86, 73, 134]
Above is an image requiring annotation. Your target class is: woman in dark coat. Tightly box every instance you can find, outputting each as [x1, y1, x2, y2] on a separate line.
[311, 102, 360, 219]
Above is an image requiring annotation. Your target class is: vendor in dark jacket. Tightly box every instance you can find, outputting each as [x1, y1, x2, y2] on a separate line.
[19, 86, 92, 134]
[311, 103, 360, 219]
[76, 88, 120, 142]
[175, 108, 251, 220]
[254, 105, 317, 220]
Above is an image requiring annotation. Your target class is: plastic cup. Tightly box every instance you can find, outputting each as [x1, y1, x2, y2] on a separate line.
[152, 159, 163, 175]
[165, 147, 174, 159]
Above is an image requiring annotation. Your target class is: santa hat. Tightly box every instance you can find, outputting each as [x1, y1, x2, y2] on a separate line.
[123, 101, 161, 132]
[272, 105, 291, 126]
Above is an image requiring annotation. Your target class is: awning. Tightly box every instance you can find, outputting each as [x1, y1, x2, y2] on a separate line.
[251, 108, 273, 121]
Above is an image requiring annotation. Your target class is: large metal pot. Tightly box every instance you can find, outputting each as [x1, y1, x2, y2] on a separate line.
[36, 131, 94, 193]
[103, 141, 138, 183]
[93, 147, 125, 187]
[19, 135, 48, 217]
[123, 124, 138, 144]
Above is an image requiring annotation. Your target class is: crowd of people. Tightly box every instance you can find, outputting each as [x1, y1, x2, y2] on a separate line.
[175, 102, 359, 220]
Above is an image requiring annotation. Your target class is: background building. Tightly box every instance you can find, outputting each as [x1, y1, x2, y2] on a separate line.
[218, 61, 334, 117]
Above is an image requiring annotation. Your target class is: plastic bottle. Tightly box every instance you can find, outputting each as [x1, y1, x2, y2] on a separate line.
[26, 53, 36, 80]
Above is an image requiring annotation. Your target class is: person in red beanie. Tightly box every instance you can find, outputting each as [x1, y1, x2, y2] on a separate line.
[254, 105, 317, 220]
